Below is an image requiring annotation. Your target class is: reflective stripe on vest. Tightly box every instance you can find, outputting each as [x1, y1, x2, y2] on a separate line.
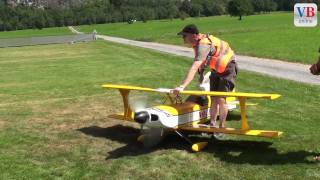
[199, 35, 234, 73]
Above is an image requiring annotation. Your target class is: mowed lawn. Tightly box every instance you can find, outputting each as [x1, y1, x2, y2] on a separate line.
[0, 27, 72, 39]
[77, 12, 320, 64]
[0, 41, 320, 179]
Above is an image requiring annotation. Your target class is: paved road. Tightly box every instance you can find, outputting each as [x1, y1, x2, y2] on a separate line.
[68, 26, 320, 85]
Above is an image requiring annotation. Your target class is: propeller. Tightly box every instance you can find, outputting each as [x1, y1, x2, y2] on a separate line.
[134, 113, 166, 148]
[130, 94, 166, 148]
[129, 94, 149, 130]
[140, 127, 165, 148]
[129, 95, 148, 112]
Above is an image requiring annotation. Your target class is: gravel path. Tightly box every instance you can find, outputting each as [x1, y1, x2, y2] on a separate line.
[68, 26, 319, 85]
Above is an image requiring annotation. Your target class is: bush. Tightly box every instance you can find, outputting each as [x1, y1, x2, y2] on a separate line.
[227, 0, 254, 20]
[179, 11, 189, 20]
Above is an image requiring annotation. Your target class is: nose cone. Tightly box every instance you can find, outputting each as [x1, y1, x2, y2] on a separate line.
[134, 111, 150, 124]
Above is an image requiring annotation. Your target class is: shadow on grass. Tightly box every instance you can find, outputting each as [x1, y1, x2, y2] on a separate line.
[205, 140, 316, 165]
[78, 125, 316, 164]
[226, 112, 242, 121]
[78, 125, 154, 159]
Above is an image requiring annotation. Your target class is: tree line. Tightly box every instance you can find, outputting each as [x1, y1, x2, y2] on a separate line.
[0, 0, 319, 31]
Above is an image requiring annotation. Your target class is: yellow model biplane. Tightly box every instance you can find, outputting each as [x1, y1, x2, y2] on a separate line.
[102, 83, 282, 152]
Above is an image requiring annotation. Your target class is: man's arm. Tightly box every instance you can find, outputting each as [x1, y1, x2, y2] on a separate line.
[180, 60, 204, 88]
[172, 44, 211, 94]
[171, 61, 203, 95]
[180, 44, 211, 87]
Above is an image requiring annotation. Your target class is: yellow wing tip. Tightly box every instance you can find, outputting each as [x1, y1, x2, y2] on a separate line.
[270, 94, 281, 100]
[102, 84, 115, 88]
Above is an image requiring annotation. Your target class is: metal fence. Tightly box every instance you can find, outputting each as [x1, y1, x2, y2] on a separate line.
[0, 34, 94, 48]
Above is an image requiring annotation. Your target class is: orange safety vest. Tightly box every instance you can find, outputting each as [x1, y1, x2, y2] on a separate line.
[196, 34, 235, 74]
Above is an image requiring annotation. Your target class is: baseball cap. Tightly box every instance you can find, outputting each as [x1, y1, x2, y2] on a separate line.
[177, 24, 199, 35]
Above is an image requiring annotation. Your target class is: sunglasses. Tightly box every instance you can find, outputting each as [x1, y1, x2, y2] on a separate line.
[182, 34, 187, 39]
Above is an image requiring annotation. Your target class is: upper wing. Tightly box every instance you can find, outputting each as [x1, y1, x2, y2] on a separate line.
[101, 84, 281, 100]
[102, 84, 156, 92]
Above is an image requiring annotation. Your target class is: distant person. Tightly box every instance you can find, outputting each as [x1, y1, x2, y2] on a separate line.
[172, 24, 237, 129]
[310, 49, 320, 161]
[92, 29, 97, 40]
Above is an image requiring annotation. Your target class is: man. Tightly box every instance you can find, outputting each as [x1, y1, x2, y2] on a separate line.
[92, 29, 97, 40]
[172, 24, 237, 128]
[309, 49, 320, 161]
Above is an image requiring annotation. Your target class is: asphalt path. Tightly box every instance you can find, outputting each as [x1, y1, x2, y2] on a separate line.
[69, 26, 319, 85]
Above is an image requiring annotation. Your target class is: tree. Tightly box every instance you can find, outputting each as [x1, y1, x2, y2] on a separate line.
[110, 10, 122, 23]
[227, 0, 254, 20]
[0, 0, 8, 6]
[179, 0, 192, 15]
[252, 0, 265, 13]
[179, 11, 189, 20]
[0, 19, 4, 31]
[0, 0, 282, 32]
[190, 2, 203, 17]
[35, 14, 45, 30]
[50, 9, 64, 27]
[202, 0, 226, 16]
[166, 1, 179, 20]
[138, 7, 155, 23]
[275, 0, 294, 11]
[263, 0, 277, 13]
[211, 3, 226, 15]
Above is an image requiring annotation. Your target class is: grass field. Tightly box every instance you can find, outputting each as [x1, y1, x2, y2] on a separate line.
[1, 41, 320, 179]
[0, 27, 72, 39]
[76, 12, 320, 64]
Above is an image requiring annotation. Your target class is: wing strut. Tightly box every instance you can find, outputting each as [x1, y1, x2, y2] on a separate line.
[239, 97, 249, 131]
[119, 89, 132, 120]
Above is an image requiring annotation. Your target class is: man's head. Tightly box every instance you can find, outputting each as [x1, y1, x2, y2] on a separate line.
[177, 24, 200, 46]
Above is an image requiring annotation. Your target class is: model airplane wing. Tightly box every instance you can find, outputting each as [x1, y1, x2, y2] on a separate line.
[178, 124, 282, 138]
[102, 84, 282, 139]
[102, 84, 281, 100]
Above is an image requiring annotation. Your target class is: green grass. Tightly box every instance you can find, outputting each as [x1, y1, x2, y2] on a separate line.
[0, 41, 320, 179]
[0, 27, 72, 39]
[77, 12, 320, 64]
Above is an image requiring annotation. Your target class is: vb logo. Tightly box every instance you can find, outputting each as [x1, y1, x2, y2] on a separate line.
[294, 3, 317, 27]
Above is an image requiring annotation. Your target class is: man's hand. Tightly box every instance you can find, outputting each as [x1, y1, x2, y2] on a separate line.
[310, 60, 320, 75]
[171, 86, 184, 95]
